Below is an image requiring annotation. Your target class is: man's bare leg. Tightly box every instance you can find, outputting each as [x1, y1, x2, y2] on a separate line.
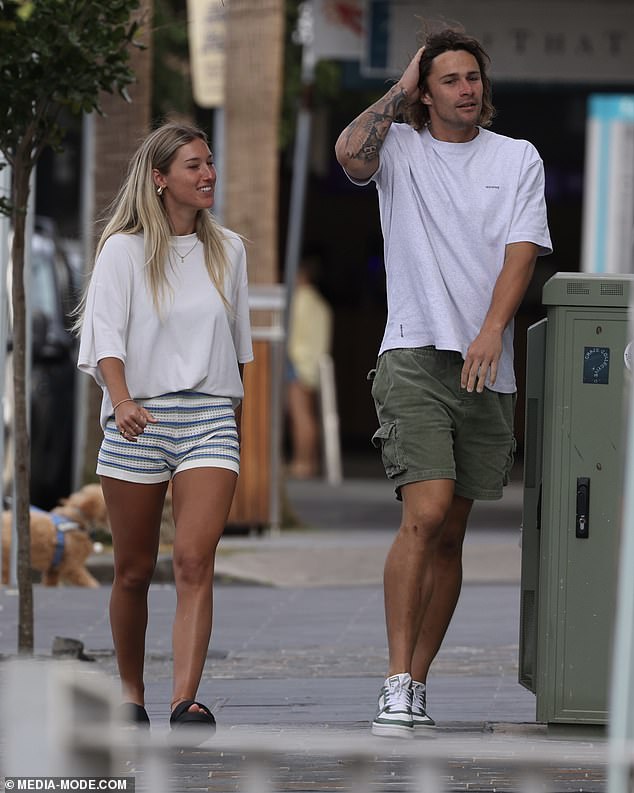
[410, 494, 473, 682]
[372, 478, 455, 736]
[383, 479, 455, 676]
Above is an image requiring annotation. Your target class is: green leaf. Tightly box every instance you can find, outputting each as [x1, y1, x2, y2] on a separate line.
[0, 0, 141, 207]
[16, 1, 34, 21]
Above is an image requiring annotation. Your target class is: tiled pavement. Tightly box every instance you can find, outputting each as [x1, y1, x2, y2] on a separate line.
[0, 477, 610, 791]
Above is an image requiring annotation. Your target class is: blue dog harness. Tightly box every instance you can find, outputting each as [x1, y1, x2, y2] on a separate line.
[30, 507, 80, 569]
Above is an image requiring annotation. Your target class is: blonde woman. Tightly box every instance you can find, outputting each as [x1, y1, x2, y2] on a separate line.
[77, 122, 253, 737]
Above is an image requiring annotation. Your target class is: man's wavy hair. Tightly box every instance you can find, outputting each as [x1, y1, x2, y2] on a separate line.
[403, 29, 496, 131]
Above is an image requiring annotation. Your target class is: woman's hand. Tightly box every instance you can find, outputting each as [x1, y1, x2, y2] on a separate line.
[115, 401, 157, 442]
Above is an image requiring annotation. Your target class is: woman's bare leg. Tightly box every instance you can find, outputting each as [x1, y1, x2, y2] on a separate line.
[101, 476, 168, 705]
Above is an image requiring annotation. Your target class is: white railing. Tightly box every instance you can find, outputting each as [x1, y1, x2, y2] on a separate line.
[2, 660, 627, 793]
[318, 352, 342, 486]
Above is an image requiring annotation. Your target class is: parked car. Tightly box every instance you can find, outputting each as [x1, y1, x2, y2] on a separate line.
[3, 220, 80, 509]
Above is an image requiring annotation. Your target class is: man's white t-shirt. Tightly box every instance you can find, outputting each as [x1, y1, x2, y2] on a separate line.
[78, 230, 254, 429]
[357, 124, 552, 393]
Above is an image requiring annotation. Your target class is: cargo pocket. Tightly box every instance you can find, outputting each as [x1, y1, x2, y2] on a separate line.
[371, 421, 407, 479]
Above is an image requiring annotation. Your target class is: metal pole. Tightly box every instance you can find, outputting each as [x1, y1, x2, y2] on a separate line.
[268, 322, 285, 536]
[72, 113, 95, 490]
[213, 107, 225, 225]
[283, 0, 315, 338]
[0, 158, 10, 582]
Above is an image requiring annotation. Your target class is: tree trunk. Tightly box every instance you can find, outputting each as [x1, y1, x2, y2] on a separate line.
[11, 144, 34, 654]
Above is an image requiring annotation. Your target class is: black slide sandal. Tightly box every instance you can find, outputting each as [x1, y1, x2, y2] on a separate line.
[118, 702, 150, 728]
[170, 699, 216, 735]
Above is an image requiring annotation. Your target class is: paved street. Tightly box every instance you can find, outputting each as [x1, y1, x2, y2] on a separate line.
[0, 476, 610, 791]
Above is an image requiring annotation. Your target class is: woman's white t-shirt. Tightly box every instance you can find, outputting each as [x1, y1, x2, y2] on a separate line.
[78, 229, 253, 429]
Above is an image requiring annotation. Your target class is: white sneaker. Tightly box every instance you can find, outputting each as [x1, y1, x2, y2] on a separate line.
[371, 673, 414, 738]
[411, 680, 435, 728]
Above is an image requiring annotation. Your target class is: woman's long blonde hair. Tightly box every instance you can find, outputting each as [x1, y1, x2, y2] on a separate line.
[77, 122, 230, 327]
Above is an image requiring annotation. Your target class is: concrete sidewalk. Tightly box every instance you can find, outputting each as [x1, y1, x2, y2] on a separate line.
[0, 476, 609, 792]
[213, 477, 524, 587]
[84, 476, 524, 588]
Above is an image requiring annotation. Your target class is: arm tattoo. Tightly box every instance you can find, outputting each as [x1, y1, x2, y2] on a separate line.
[343, 87, 408, 163]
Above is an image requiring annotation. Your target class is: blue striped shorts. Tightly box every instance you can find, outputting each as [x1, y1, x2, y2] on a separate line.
[97, 392, 240, 484]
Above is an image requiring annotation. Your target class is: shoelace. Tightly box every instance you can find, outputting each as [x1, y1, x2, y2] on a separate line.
[411, 682, 426, 713]
[384, 677, 412, 710]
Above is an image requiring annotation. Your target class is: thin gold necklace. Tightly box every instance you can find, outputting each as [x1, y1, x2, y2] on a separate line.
[173, 237, 199, 263]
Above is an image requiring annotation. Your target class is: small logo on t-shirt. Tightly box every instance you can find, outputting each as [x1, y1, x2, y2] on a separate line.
[485, 185, 500, 189]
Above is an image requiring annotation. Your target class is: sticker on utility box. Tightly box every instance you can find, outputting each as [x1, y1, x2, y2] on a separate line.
[583, 346, 610, 384]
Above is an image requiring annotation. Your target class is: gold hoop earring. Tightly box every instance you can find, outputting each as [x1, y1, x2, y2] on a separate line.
[156, 185, 164, 196]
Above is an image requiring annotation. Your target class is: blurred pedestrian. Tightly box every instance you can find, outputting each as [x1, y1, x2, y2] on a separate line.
[77, 122, 253, 737]
[287, 257, 333, 479]
[335, 29, 551, 737]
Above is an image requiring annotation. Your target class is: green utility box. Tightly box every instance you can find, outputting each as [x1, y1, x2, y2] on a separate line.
[520, 272, 633, 725]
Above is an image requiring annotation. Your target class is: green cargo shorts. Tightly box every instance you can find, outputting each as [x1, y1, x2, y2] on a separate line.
[369, 347, 516, 501]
